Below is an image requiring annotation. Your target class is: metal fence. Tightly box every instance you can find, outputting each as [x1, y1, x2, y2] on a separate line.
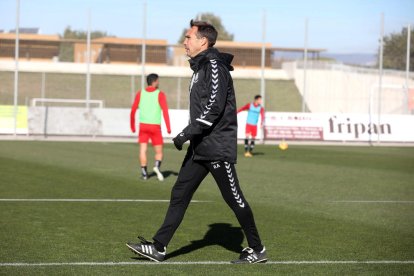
[1, 2, 413, 138]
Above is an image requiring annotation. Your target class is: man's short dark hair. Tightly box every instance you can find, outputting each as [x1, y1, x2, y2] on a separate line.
[190, 19, 218, 47]
[254, 95, 262, 100]
[147, 73, 159, 86]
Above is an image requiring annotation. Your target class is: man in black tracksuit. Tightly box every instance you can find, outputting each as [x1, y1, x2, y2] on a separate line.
[126, 20, 267, 264]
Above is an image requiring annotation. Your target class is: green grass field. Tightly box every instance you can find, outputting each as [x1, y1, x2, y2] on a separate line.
[0, 71, 302, 111]
[0, 141, 413, 275]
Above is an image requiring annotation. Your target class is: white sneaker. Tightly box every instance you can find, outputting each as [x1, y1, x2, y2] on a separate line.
[153, 167, 164, 181]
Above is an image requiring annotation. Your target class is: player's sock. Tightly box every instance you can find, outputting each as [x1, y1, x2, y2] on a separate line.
[250, 139, 255, 152]
[153, 240, 166, 253]
[244, 139, 249, 152]
[141, 166, 148, 178]
[153, 160, 164, 181]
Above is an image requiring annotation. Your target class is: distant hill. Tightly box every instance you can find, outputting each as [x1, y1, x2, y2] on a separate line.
[321, 53, 377, 67]
[274, 52, 377, 67]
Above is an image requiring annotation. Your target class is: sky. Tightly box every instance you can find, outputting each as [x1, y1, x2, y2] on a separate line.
[1, 0, 413, 54]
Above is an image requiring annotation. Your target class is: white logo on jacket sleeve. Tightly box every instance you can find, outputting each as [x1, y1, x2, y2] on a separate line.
[196, 59, 219, 127]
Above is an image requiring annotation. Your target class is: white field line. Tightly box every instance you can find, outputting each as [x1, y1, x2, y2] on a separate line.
[0, 260, 413, 266]
[2, 199, 411, 204]
[330, 200, 414, 204]
[0, 199, 210, 203]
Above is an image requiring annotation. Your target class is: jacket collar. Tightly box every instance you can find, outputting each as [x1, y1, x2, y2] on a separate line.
[189, 48, 234, 72]
[189, 48, 212, 72]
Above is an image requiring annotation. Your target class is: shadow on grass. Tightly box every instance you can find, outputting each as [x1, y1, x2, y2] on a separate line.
[166, 223, 244, 259]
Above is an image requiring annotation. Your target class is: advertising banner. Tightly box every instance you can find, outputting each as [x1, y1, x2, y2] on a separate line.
[264, 113, 324, 140]
[323, 113, 414, 142]
[264, 112, 414, 142]
[0, 105, 28, 134]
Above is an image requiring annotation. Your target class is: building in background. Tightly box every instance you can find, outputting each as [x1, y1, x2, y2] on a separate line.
[0, 33, 59, 62]
[73, 37, 168, 65]
[0, 32, 324, 68]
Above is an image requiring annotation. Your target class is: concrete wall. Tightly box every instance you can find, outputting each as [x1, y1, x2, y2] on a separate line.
[26, 106, 414, 142]
[27, 106, 258, 139]
[292, 63, 414, 114]
[28, 107, 187, 137]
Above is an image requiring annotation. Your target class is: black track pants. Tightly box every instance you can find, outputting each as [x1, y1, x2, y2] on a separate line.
[153, 151, 262, 249]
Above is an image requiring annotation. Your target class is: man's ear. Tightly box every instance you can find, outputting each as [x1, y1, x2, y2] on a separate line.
[200, 37, 208, 47]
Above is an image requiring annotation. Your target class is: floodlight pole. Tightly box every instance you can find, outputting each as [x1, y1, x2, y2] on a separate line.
[141, 1, 147, 91]
[86, 9, 91, 110]
[260, 10, 266, 107]
[377, 13, 384, 143]
[260, 10, 266, 143]
[406, 24, 411, 83]
[302, 18, 308, 113]
[406, 24, 411, 114]
[13, 0, 20, 137]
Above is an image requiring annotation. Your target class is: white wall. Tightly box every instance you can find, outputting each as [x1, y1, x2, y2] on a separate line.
[28, 107, 188, 137]
[27, 107, 414, 142]
[293, 64, 414, 114]
[27, 106, 263, 139]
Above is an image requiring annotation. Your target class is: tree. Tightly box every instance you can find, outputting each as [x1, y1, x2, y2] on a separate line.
[178, 13, 234, 43]
[59, 26, 109, 62]
[382, 26, 414, 71]
[61, 26, 108, 40]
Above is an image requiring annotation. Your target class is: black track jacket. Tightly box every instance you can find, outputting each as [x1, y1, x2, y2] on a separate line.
[182, 47, 238, 163]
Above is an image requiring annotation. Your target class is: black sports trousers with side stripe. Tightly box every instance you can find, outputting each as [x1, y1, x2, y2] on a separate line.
[153, 149, 263, 250]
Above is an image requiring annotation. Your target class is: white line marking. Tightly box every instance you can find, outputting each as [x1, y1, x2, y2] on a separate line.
[330, 201, 414, 204]
[0, 260, 413, 266]
[0, 199, 210, 203]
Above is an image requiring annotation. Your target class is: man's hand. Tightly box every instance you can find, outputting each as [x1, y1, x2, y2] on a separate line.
[131, 126, 136, 133]
[173, 132, 187, 151]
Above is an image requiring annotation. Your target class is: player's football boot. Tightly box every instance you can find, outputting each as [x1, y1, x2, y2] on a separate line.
[244, 152, 253, 157]
[126, 236, 166, 262]
[153, 167, 164, 181]
[231, 247, 267, 264]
